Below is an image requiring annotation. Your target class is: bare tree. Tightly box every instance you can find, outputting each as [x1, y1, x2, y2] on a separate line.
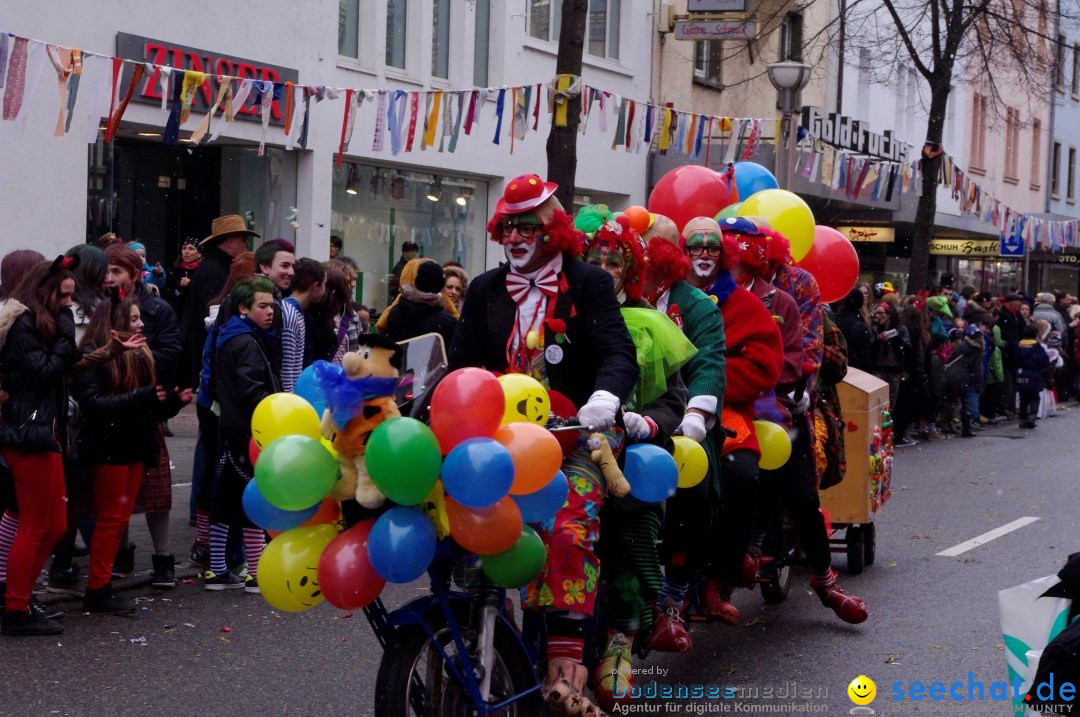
[546, 0, 588, 209]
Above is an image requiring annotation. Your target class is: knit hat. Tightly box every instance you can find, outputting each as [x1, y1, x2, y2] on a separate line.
[414, 260, 446, 294]
[926, 295, 952, 317]
[586, 215, 646, 300]
[182, 237, 200, 249]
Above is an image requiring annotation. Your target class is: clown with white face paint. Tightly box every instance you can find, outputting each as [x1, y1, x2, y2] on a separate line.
[449, 174, 639, 709]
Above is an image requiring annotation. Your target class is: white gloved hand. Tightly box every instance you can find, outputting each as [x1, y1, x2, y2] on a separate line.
[677, 412, 708, 442]
[622, 412, 657, 440]
[788, 391, 811, 415]
[577, 390, 621, 431]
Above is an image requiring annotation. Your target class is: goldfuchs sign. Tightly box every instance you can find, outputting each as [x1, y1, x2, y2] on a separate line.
[801, 106, 914, 163]
[838, 226, 895, 243]
[116, 32, 299, 125]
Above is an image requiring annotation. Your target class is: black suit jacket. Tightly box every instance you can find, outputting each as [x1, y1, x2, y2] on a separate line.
[449, 256, 638, 409]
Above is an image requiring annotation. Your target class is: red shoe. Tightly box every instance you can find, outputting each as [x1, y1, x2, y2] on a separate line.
[648, 598, 692, 652]
[810, 570, 868, 624]
[700, 580, 740, 625]
[735, 552, 760, 588]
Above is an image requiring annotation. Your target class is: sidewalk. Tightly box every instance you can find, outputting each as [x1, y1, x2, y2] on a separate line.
[39, 404, 203, 605]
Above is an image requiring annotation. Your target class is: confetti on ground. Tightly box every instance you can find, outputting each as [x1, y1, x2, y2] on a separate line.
[928, 643, 945, 649]
[183, 623, 195, 628]
[181, 579, 196, 584]
[340, 613, 353, 619]
[341, 637, 348, 642]
[220, 627, 233, 633]
[129, 636, 147, 644]
[219, 636, 231, 644]
[885, 655, 900, 664]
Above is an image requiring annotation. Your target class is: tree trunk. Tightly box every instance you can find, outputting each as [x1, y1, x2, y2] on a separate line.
[546, 0, 588, 210]
[908, 78, 951, 292]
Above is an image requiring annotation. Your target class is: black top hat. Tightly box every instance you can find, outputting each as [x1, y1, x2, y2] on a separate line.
[1041, 552, 1080, 599]
[356, 333, 404, 369]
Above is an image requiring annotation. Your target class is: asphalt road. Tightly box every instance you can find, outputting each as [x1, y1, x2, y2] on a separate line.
[0, 406, 1074, 716]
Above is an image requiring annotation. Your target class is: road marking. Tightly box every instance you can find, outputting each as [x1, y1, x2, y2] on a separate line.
[936, 517, 1040, 557]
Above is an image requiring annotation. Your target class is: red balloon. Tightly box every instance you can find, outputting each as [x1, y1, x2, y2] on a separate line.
[249, 436, 261, 467]
[648, 165, 733, 234]
[548, 390, 579, 457]
[317, 521, 385, 610]
[446, 496, 523, 555]
[429, 368, 505, 454]
[797, 226, 860, 304]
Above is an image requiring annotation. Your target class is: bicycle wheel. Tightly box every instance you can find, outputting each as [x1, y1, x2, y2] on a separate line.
[374, 603, 542, 717]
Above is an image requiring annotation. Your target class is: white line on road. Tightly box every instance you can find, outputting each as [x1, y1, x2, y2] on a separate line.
[935, 517, 1041, 557]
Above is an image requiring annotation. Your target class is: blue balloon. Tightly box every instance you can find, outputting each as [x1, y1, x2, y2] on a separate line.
[625, 444, 679, 503]
[242, 480, 321, 531]
[367, 506, 437, 583]
[441, 437, 515, 508]
[512, 470, 569, 523]
[293, 362, 328, 417]
[732, 161, 779, 201]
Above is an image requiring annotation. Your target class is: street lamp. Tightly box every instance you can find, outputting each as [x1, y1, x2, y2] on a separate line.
[767, 61, 811, 191]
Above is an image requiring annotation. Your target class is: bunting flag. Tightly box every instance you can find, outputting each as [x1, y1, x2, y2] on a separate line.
[439, 88, 452, 152]
[285, 83, 309, 150]
[336, 88, 355, 166]
[404, 90, 419, 152]
[190, 75, 231, 145]
[612, 97, 626, 150]
[62, 48, 83, 134]
[0, 35, 9, 90]
[256, 79, 274, 155]
[448, 91, 465, 152]
[162, 71, 183, 145]
[372, 89, 387, 151]
[230, 79, 254, 122]
[179, 70, 207, 126]
[45, 45, 72, 136]
[422, 89, 441, 148]
[533, 83, 541, 131]
[493, 87, 505, 145]
[104, 63, 144, 143]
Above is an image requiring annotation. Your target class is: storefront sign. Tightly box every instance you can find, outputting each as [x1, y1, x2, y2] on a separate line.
[929, 238, 1000, 256]
[688, 0, 748, 11]
[800, 106, 913, 162]
[837, 226, 895, 243]
[116, 33, 299, 125]
[674, 20, 756, 40]
[1056, 254, 1080, 263]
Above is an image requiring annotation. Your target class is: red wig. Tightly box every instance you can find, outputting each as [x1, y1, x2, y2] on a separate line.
[645, 236, 690, 284]
[487, 207, 586, 257]
[586, 215, 646, 300]
[734, 228, 791, 278]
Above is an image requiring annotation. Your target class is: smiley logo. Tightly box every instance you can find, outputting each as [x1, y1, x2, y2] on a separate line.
[515, 393, 548, 425]
[285, 567, 323, 608]
[847, 675, 877, 709]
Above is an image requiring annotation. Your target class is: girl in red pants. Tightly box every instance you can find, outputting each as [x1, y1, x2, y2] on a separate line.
[0, 257, 80, 636]
[72, 291, 189, 614]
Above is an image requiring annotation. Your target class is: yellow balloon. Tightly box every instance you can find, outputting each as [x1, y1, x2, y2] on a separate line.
[754, 420, 792, 471]
[251, 393, 322, 449]
[258, 524, 337, 612]
[671, 436, 708, 488]
[497, 373, 551, 426]
[737, 189, 816, 262]
[320, 437, 339, 461]
[422, 481, 451, 540]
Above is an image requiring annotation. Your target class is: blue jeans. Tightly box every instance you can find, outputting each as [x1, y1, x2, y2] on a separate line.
[966, 385, 981, 421]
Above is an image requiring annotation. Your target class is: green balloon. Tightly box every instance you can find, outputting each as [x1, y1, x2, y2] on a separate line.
[715, 202, 742, 220]
[255, 435, 339, 510]
[365, 417, 442, 505]
[481, 526, 546, 588]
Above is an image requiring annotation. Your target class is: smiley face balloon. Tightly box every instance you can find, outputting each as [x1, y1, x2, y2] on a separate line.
[258, 524, 338, 612]
[498, 373, 551, 426]
[847, 675, 877, 706]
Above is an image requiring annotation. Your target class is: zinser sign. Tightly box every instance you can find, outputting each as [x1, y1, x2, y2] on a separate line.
[801, 106, 913, 162]
[116, 32, 299, 126]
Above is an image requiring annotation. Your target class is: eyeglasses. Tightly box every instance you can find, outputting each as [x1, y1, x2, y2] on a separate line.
[498, 221, 543, 240]
[687, 245, 723, 257]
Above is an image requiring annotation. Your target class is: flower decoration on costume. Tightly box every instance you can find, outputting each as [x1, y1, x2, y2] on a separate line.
[585, 215, 646, 300]
[719, 216, 792, 279]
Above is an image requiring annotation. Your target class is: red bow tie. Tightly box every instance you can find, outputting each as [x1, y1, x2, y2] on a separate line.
[506, 266, 558, 304]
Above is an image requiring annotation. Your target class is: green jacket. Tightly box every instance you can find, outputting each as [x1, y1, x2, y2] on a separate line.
[988, 325, 1004, 384]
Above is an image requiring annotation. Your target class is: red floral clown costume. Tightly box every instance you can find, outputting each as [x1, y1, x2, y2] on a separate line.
[448, 175, 639, 685]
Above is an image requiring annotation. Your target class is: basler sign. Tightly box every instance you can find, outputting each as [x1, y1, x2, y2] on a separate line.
[115, 32, 299, 126]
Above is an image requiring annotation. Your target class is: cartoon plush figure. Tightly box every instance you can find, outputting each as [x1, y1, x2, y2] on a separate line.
[587, 432, 631, 497]
[319, 335, 403, 508]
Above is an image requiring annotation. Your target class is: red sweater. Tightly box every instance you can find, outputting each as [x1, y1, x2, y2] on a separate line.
[719, 285, 784, 456]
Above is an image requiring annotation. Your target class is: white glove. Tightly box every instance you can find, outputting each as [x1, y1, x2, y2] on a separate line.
[677, 412, 708, 443]
[623, 412, 657, 440]
[788, 391, 811, 415]
[577, 390, 621, 431]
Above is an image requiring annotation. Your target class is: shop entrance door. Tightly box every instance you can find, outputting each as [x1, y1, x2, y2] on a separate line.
[91, 139, 221, 265]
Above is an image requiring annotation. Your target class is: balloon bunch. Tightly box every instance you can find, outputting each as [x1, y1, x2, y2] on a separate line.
[647, 162, 860, 302]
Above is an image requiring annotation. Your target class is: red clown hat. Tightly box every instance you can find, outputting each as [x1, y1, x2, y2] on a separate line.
[496, 174, 559, 215]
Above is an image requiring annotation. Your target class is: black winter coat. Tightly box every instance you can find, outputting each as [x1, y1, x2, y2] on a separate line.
[945, 336, 984, 389]
[164, 263, 199, 319]
[834, 309, 872, 372]
[449, 257, 638, 409]
[1014, 339, 1051, 392]
[181, 245, 232, 385]
[136, 284, 182, 387]
[0, 309, 80, 453]
[71, 353, 183, 465]
[383, 292, 458, 349]
[215, 323, 283, 445]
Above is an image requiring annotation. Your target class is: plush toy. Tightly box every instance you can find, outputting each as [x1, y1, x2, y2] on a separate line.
[587, 432, 631, 498]
[318, 335, 403, 509]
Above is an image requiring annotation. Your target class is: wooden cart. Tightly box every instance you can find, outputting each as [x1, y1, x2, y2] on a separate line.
[820, 368, 893, 575]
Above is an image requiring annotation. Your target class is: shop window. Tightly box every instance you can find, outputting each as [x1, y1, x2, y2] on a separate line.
[473, 0, 491, 87]
[856, 47, 870, 120]
[432, 0, 451, 79]
[529, 0, 561, 42]
[970, 93, 987, 172]
[1031, 119, 1042, 189]
[386, 0, 407, 69]
[331, 162, 488, 310]
[1069, 147, 1077, 202]
[780, 12, 803, 62]
[694, 41, 723, 89]
[1004, 106, 1020, 181]
[339, 0, 359, 58]
[587, 0, 620, 60]
[1052, 141, 1062, 197]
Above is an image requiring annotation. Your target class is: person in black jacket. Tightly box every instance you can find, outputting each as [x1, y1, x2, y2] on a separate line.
[163, 238, 201, 386]
[449, 174, 637, 707]
[381, 259, 458, 349]
[0, 257, 80, 637]
[181, 216, 259, 388]
[834, 288, 872, 371]
[72, 292, 190, 614]
[1015, 324, 1051, 429]
[206, 276, 282, 592]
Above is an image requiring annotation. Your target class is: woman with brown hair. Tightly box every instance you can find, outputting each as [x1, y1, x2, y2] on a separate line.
[0, 258, 81, 636]
[72, 291, 190, 613]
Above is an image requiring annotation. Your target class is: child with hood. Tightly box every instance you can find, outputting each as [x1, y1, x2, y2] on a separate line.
[1015, 323, 1051, 428]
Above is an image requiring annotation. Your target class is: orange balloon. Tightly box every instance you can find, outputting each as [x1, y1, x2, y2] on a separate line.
[493, 422, 563, 495]
[267, 497, 341, 539]
[623, 205, 652, 234]
[446, 496, 523, 555]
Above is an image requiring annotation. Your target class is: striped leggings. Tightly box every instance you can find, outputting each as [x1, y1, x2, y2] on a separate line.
[598, 507, 663, 634]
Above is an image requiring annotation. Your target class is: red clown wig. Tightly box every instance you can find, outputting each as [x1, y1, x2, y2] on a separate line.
[645, 236, 691, 284]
